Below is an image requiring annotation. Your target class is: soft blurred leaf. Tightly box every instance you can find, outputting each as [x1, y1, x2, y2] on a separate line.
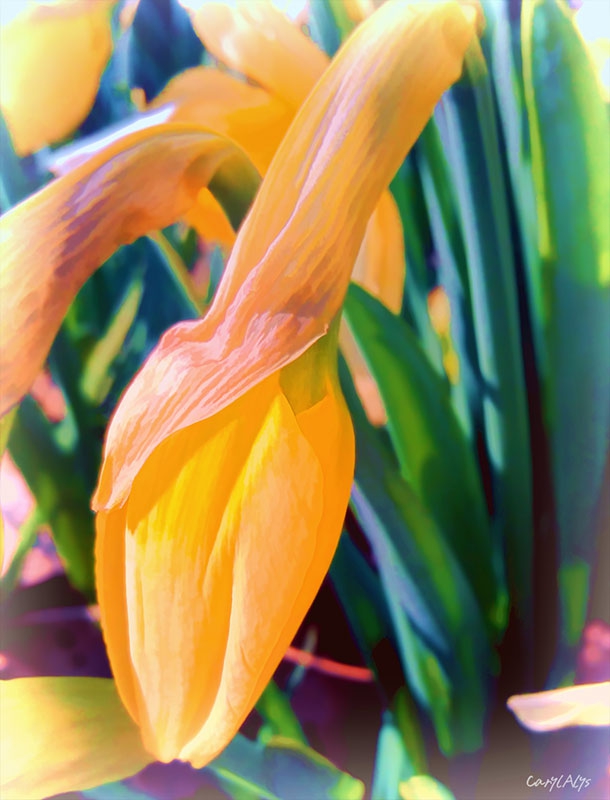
[390, 160, 444, 375]
[340, 356, 490, 754]
[344, 284, 503, 638]
[128, 0, 204, 101]
[0, 113, 45, 210]
[522, 0, 610, 651]
[371, 714, 416, 800]
[399, 775, 456, 800]
[436, 42, 533, 629]
[413, 120, 480, 443]
[207, 734, 364, 800]
[80, 278, 143, 405]
[0, 408, 16, 455]
[307, 0, 341, 57]
[8, 399, 95, 597]
[82, 781, 152, 800]
[331, 537, 427, 769]
[256, 680, 307, 745]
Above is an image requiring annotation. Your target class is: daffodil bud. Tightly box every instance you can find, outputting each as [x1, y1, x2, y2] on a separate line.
[96, 333, 354, 764]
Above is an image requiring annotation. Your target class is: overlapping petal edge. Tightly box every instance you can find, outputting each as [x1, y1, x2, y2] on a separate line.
[0, 121, 259, 416]
[94, 0, 479, 511]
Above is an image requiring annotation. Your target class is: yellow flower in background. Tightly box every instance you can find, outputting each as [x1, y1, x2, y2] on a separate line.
[0, 1, 478, 795]
[0, 0, 115, 155]
[508, 681, 610, 731]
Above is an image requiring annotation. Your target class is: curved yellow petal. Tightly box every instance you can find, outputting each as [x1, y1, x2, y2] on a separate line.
[189, 1, 328, 108]
[352, 190, 406, 314]
[97, 357, 353, 765]
[0, 677, 152, 800]
[0, 0, 114, 155]
[186, 187, 236, 251]
[149, 67, 293, 174]
[339, 321, 388, 426]
[94, 0, 478, 511]
[0, 123, 257, 417]
[508, 681, 610, 731]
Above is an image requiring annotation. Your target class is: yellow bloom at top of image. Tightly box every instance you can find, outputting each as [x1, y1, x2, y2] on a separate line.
[0, 0, 115, 155]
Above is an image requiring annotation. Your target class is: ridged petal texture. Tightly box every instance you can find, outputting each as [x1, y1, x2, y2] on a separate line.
[97, 364, 354, 764]
[92, 0, 477, 767]
[0, 124, 257, 416]
[94, 0, 478, 510]
[160, 2, 407, 416]
[0, 0, 114, 155]
[0, 677, 152, 799]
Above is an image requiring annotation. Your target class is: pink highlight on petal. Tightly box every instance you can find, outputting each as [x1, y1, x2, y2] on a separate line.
[1, 453, 34, 575]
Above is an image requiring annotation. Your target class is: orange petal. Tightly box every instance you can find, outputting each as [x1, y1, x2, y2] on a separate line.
[0, 123, 257, 416]
[186, 188, 236, 251]
[0, 677, 152, 799]
[352, 190, 406, 314]
[94, 0, 478, 511]
[97, 359, 353, 765]
[181, 380, 354, 767]
[339, 321, 388, 426]
[508, 682, 610, 731]
[0, 0, 115, 155]
[189, 1, 328, 108]
[149, 66, 293, 174]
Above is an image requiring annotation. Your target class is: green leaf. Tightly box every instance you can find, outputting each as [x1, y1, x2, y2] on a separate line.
[308, 0, 341, 57]
[83, 782, 152, 800]
[0, 112, 46, 210]
[390, 161, 444, 376]
[371, 714, 417, 800]
[522, 0, 610, 648]
[331, 538, 427, 768]
[437, 43, 534, 629]
[207, 734, 364, 800]
[344, 284, 504, 638]
[256, 680, 307, 745]
[399, 775, 456, 800]
[8, 398, 95, 597]
[80, 278, 143, 405]
[340, 357, 491, 755]
[413, 120, 480, 443]
[0, 407, 16, 456]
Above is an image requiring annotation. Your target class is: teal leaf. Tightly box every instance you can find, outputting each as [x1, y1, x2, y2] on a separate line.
[344, 284, 504, 638]
[522, 0, 610, 650]
[436, 45, 533, 629]
[207, 734, 364, 800]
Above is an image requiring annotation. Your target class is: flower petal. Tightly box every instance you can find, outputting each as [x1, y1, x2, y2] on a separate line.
[98, 374, 336, 763]
[94, 0, 478, 511]
[0, 677, 152, 800]
[0, 0, 114, 155]
[508, 682, 610, 731]
[352, 190, 406, 314]
[180, 377, 354, 766]
[189, 0, 328, 108]
[0, 123, 257, 416]
[149, 67, 293, 174]
[186, 187, 237, 252]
